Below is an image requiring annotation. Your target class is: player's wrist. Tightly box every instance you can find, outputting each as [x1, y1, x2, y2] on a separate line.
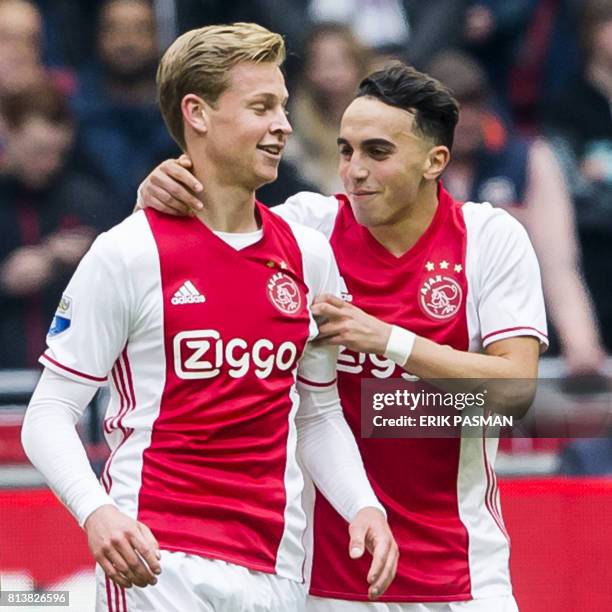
[383, 325, 416, 366]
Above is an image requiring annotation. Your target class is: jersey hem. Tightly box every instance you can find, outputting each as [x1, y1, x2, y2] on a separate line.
[308, 586, 512, 602]
[158, 543, 302, 583]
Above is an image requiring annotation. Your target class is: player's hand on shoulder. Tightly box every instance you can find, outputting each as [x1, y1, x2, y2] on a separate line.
[84, 504, 162, 589]
[312, 294, 392, 356]
[136, 154, 203, 216]
[349, 506, 399, 600]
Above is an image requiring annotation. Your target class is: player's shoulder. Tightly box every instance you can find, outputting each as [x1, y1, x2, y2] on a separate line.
[283, 217, 335, 267]
[275, 191, 340, 238]
[461, 200, 529, 245]
[88, 210, 155, 271]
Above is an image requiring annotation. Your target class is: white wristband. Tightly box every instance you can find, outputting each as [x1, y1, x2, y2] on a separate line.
[383, 325, 416, 366]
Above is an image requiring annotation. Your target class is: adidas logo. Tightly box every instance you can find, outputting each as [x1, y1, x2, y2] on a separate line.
[171, 280, 206, 305]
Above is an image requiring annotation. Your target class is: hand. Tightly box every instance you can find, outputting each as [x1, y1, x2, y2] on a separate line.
[136, 155, 203, 216]
[0, 246, 54, 296]
[348, 507, 399, 600]
[311, 294, 392, 355]
[84, 505, 161, 589]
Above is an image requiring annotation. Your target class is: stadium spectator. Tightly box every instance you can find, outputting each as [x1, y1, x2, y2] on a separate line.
[544, 0, 612, 352]
[285, 23, 370, 193]
[308, 0, 470, 69]
[0, 0, 45, 98]
[428, 50, 606, 375]
[72, 0, 177, 221]
[0, 81, 107, 368]
[461, 0, 533, 119]
[507, 0, 581, 130]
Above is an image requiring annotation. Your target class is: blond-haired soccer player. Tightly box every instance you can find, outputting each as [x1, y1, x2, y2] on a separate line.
[139, 62, 547, 611]
[21, 24, 398, 612]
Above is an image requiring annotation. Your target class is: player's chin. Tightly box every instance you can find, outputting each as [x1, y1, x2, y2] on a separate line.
[351, 204, 385, 228]
[254, 165, 279, 186]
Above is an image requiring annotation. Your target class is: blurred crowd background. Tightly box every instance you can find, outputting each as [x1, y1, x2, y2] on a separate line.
[0, 0, 611, 474]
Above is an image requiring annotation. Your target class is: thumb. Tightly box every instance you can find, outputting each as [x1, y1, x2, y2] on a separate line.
[178, 154, 193, 168]
[348, 522, 367, 559]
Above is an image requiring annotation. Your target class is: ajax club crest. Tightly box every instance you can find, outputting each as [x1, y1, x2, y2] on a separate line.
[267, 272, 302, 315]
[419, 260, 463, 320]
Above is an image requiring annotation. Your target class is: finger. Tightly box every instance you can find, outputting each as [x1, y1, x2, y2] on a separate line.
[366, 527, 393, 584]
[374, 545, 399, 596]
[98, 557, 132, 589]
[348, 522, 367, 560]
[149, 176, 203, 211]
[313, 293, 345, 307]
[147, 190, 192, 216]
[135, 523, 162, 574]
[178, 154, 193, 169]
[311, 302, 344, 320]
[114, 538, 157, 587]
[161, 159, 202, 194]
[369, 540, 397, 599]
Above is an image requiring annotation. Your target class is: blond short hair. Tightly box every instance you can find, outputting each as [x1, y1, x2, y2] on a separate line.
[157, 22, 286, 149]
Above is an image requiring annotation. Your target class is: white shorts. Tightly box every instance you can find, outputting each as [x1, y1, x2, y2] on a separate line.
[95, 549, 307, 612]
[307, 594, 519, 612]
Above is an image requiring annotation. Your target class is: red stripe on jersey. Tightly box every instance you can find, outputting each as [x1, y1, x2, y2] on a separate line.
[103, 349, 136, 494]
[483, 432, 509, 541]
[120, 586, 127, 611]
[113, 583, 120, 612]
[136, 206, 312, 575]
[482, 325, 548, 343]
[105, 575, 113, 612]
[296, 375, 336, 387]
[40, 352, 107, 382]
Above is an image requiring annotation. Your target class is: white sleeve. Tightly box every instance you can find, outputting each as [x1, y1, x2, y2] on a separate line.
[21, 368, 117, 526]
[39, 233, 131, 385]
[292, 224, 384, 521]
[467, 206, 548, 349]
[295, 385, 384, 522]
[274, 191, 340, 239]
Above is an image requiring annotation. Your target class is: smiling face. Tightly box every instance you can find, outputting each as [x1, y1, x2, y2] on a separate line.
[338, 96, 440, 227]
[193, 61, 292, 191]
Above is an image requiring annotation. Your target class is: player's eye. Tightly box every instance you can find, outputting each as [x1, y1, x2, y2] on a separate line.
[251, 104, 267, 114]
[369, 148, 389, 158]
[339, 146, 352, 158]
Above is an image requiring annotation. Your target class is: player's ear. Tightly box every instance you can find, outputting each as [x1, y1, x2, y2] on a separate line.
[423, 145, 450, 180]
[181, 94, 209, 135]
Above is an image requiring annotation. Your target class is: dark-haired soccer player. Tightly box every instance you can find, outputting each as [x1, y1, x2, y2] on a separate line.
[139, 62, 547, 611]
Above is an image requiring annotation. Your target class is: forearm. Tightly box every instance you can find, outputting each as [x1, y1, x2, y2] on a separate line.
[540, 263, 602, 354]
[296, 384, 383, 522]
[393, 329, 539, 417]
[21, 369, 116, 526]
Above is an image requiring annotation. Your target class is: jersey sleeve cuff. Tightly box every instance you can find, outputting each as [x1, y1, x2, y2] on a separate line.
[39, 352, 108, 387]
[481, 326, 549, 350]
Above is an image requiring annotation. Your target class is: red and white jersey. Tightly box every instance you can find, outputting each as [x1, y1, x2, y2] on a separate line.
[40, 204, 341, 582]
[276, 186, 548, 602]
